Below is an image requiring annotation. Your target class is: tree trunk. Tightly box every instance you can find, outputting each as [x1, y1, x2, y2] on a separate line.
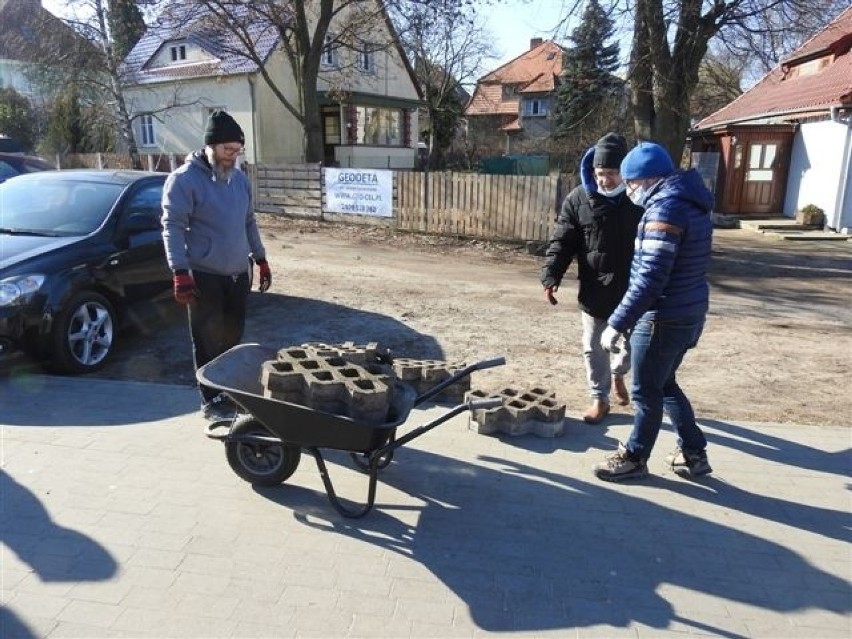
[629, 0, 654, 142]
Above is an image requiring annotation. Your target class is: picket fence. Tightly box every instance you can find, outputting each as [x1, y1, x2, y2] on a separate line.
[60, 154, 567, 242]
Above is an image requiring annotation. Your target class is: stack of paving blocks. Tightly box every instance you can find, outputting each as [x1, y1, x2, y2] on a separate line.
[259, 342, 395, 425]
[390, 357, 470, 403]
[466, 386, 566, 437]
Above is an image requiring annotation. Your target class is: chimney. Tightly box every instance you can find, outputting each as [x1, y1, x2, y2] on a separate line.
[530, 38, 543, 50]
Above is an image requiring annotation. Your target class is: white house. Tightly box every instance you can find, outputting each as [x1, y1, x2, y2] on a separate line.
[121, 1, 423, 169]
[690, 6, 852, 233]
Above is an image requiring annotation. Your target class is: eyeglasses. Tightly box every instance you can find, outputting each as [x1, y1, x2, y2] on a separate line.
[219, 144, 243, 155]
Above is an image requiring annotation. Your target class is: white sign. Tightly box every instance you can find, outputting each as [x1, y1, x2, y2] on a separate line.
[324, 168, 393, 217]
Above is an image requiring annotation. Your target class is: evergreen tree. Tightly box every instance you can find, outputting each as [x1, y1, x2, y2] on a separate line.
[554, 0, 620, 141]
[108, 0, 147, 61]
[43, 86, 86, 154]
[0, 88, 37, 151]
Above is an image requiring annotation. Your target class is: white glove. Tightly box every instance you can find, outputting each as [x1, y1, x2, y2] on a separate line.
[600, 325, 624, 353]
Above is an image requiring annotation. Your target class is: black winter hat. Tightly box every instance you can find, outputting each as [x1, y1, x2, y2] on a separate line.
[593, 133, 628, 169]
[204, 110, 245, 146]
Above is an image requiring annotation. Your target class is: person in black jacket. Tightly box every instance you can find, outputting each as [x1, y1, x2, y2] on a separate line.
[541, 133, 643, 424]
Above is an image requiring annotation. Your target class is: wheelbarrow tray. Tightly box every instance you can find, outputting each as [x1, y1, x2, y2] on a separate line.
[196, 343, 417, 453]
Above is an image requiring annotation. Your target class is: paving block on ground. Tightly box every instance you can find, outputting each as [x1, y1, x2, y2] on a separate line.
[466, 386, 566, 437]
[391, 357, 470, 403]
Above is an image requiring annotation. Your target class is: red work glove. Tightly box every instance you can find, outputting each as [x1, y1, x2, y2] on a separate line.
[544, 285, 558, 305]
[256, 259, 271, 293]
[173, 272, 198, 305]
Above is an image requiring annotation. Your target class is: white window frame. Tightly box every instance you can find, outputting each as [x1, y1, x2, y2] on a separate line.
[522, 98, 548, 117]
[139, 114, 155, 147]
[358, 46, 375, 73]
[321, 34, 337, 67]
[169, 44, 186, 62]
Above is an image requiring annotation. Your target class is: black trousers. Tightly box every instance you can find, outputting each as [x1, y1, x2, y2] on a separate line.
[188, 270, 251, 403]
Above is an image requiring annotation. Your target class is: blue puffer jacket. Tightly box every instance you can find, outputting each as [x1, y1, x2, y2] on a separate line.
[607, 168, 713, 332]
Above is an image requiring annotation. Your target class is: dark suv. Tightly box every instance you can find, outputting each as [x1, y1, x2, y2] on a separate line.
[0, 169, 173, 373]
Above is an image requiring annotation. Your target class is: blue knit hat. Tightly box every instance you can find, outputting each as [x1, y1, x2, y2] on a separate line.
[620, 142, 675, 180]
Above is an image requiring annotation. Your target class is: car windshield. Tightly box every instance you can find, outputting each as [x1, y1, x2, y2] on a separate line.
[0, 177, 125, 236]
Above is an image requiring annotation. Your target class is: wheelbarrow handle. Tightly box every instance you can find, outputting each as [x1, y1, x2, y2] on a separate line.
[473, 356, 506, 370]
[468, 397, 503, 411]
[414, 355, 507, 406]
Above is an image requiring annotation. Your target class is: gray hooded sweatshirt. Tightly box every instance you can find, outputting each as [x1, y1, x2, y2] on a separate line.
[161, 150, 266, 276]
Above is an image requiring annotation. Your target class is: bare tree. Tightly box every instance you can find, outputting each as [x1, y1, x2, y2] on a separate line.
[391, 2, 497, 167]
[158, 0, 471, 162]
[557, 0, 849, 160]
[690, 49, 744, 123]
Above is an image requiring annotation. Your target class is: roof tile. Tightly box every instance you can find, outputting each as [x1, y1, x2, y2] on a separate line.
[696, 6, 852, 129]
[464, 40, 563, 117]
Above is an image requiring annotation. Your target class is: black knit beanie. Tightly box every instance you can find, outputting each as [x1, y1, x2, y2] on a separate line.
[204, 110, 245, 146]
[593, 133, 628, 169]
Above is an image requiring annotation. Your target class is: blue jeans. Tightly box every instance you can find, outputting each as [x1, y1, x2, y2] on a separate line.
[625, 316, 707, 460]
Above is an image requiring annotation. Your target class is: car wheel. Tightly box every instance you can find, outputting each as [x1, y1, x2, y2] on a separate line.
[49, 291, 116, 374]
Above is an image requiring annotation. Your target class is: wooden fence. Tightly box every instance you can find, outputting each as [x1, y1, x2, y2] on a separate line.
[395, 172, 561, 242]
[58, 154, 566, 242]
[247, 164, 564, 242]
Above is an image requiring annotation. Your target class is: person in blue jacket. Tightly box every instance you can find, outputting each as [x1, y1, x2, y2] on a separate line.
[162, 110, 272, 421]
[593, 142, 714, 482]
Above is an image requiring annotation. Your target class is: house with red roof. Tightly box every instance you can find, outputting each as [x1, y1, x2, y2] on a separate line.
[121, 1, 422, 168]
[464, 39, 565, 153]
[690, 6, 852, 233]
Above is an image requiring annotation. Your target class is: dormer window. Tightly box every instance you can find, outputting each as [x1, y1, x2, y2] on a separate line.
[170, 45, 186, 62]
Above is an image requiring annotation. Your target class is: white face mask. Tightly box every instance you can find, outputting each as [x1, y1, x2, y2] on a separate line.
[598, 182, 626, 197]
[628, 186, 645, 205]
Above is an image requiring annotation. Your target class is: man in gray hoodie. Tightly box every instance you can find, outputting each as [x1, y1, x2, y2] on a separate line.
[161, 110, 271, 421]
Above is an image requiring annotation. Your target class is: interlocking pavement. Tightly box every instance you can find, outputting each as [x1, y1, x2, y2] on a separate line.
[1, 374, 850, 638]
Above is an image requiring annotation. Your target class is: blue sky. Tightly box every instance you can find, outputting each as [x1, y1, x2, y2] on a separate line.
[486, 0, 575, 68]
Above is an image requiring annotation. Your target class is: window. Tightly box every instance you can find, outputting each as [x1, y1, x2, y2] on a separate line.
[745, 143, 777, 182]
[321, 34, 337, 67]
[170, 45, 186, 62]
[358, 46, 375, 73]
[123, 183, 164, 226]
[522, 98, 548, 117]
[139, 115, 155, 147]
[355, 106, 401, 146]
[323, 112, 341, 145]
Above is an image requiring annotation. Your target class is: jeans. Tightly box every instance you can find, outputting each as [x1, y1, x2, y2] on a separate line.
[581, 312, 631, 400]
[188, 271, 251, 403]
[625, 315, 707, 460]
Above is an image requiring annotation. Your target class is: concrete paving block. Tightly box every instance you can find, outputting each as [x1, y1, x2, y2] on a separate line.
[466, 386, 566, 438]
[391, 358, 470, 403]
[262, 341, 399, 422]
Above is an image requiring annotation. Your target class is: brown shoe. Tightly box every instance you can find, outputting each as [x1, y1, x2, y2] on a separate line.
[583, 399, 610, 424]
[612, 375, 630, 406]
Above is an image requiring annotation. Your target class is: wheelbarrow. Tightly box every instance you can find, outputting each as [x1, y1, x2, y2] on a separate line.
[196, 343, 505, 518]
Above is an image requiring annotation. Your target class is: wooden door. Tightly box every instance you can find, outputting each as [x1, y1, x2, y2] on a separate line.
[739, 141, 785, 215]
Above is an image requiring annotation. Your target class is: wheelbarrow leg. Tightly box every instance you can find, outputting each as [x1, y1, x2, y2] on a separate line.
[309, 447, 378, 518]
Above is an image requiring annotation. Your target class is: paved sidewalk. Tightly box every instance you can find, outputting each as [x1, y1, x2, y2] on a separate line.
[1, 374, 850, 639]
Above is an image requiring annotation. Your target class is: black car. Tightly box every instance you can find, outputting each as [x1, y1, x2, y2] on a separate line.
[0, 152, 55, 184]
[0, 170, 172, 373]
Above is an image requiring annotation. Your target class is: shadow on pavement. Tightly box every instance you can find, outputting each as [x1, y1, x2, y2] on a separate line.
[1, 469, 117, 639]
[251, 442, 849, 635]
[0, 294, 443, 426]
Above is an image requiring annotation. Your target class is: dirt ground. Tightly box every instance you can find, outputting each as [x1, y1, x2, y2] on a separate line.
[13, 214, 851, 428]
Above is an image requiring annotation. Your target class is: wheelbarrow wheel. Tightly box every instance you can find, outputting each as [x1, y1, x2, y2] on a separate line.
[225, 415, 301, 486]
